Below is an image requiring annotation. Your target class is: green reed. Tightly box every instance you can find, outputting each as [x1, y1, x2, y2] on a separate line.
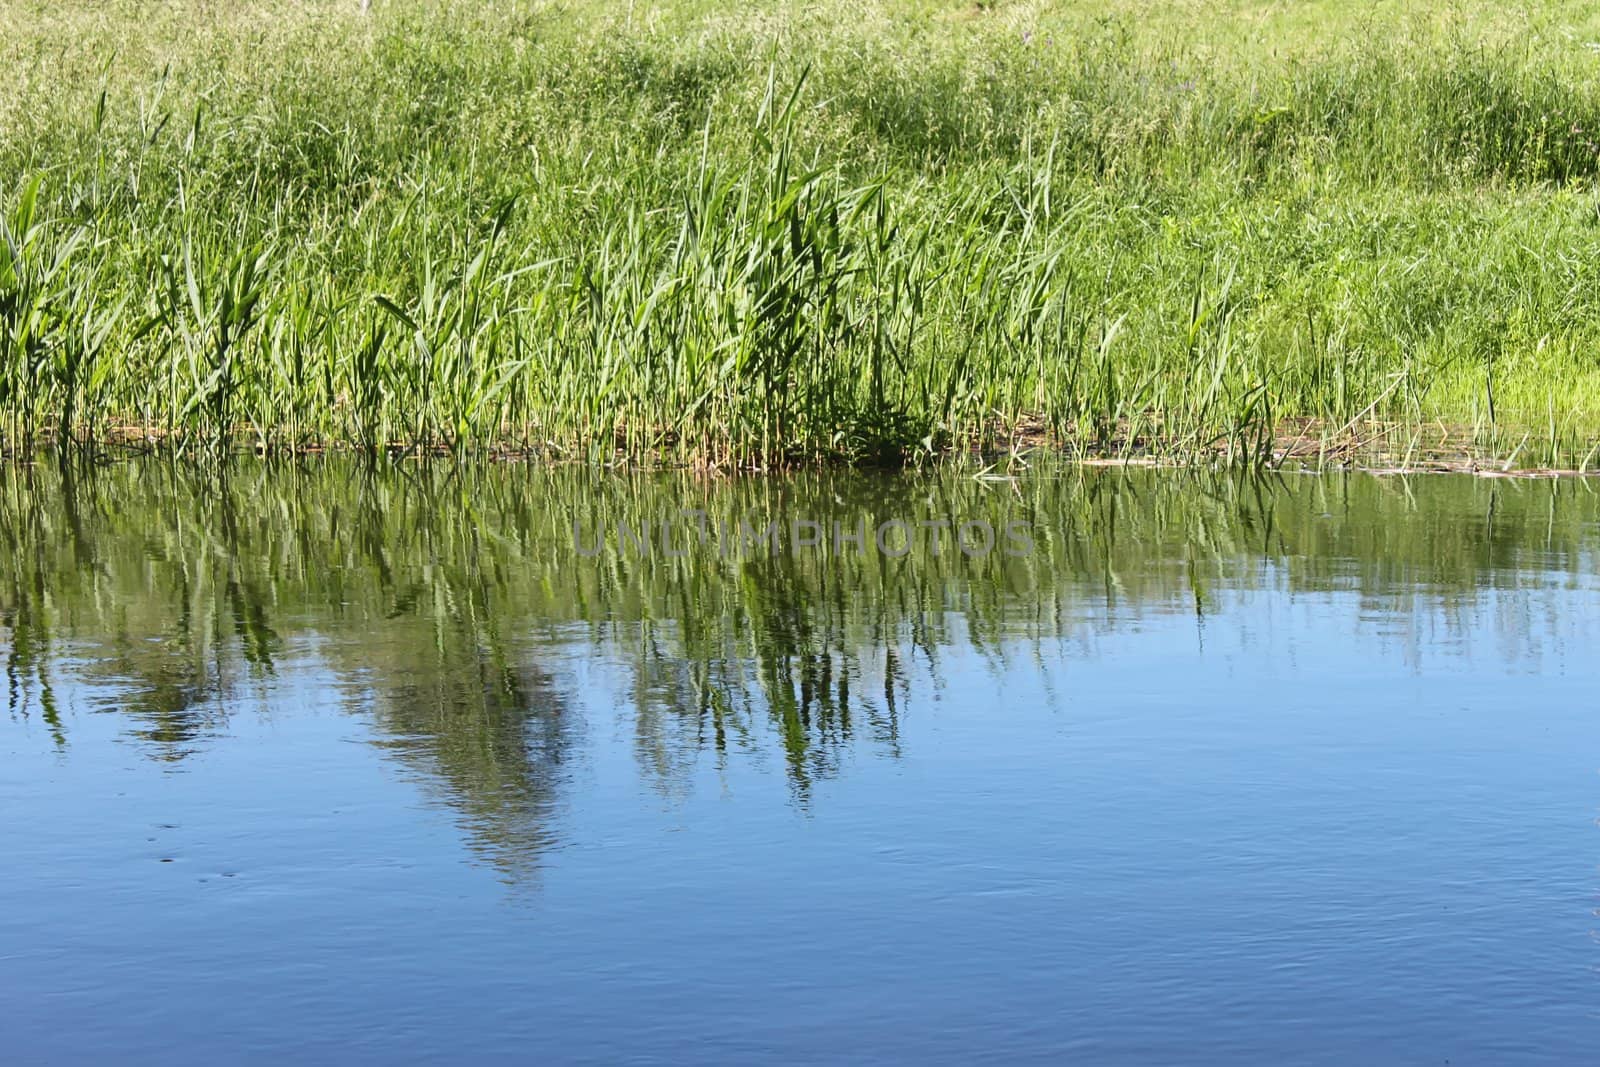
[6, 1, 1600, 466]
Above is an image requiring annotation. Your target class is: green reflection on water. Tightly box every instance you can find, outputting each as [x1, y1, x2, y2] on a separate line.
[3, 460, 1597, 871]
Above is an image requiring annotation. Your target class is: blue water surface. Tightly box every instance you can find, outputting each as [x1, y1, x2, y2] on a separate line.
[2, 464, 1596, 1063]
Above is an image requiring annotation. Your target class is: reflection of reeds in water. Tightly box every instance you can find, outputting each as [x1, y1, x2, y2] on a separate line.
[3, 460, 1599, 864]
[356, 615, 569, 885]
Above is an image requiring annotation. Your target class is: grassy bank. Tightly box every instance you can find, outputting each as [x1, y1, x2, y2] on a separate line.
[5, 1, 1600, 465]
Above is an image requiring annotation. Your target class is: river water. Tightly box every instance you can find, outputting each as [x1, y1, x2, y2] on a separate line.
[3, 461, 1597, 1063]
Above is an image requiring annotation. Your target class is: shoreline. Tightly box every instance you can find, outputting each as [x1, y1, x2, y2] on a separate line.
[6, 419, 1599, 478]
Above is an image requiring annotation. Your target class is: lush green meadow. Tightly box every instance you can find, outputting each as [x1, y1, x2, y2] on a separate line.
[6, 1, 1600, 465]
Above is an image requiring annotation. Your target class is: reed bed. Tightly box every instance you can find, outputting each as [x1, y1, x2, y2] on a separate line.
[6, 0, 1600, 466]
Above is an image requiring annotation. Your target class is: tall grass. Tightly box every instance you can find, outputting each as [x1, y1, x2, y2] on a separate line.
[5, 1, 1600, 466]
